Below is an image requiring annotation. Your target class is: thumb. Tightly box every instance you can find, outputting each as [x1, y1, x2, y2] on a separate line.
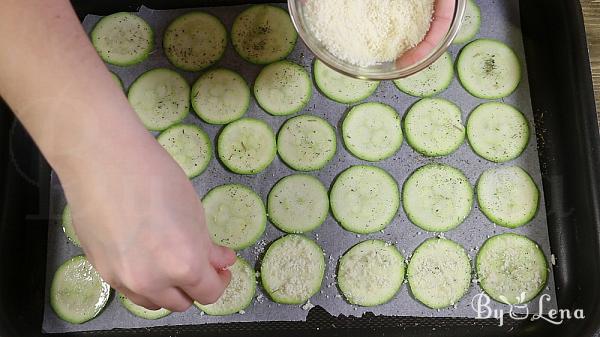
[209, 244, 236, 270]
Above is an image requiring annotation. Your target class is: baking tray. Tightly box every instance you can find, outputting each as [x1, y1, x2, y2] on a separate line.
[1, 0, 600, 336]
[45, 0, 560, 332]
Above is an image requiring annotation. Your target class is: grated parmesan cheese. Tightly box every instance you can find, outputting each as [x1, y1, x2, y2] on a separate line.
[302, 299, 315, 311]
[304, 0, 435, 67]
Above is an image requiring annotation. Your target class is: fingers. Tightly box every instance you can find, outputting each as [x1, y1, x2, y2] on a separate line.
[209, 244, 236, 270]
[435, 0, 456, 20]
[121, 269, 230, 311]
[396, 39, 435, 68]
[148, 287, 194, 312]
[163, 244, 234, 307]
[427, 13, 453, 44]
[118, 289, 161, 311]
[396, 0, 455, 68]
[181, 267, 232, 305]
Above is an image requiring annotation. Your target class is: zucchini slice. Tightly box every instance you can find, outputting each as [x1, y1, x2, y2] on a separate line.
[61, 204, 80, 247]
[203, 184, 266, 250]
[191, 68, 250, 125]
[453, 0, 481, 44]
[457, 39, 521, 99]
[119, 294, 171, 320]
[254, 60, 312, 116]
[267, 174, 329, 233]
[261, 235, 325, 304]
[338, 240, 405, 307]
[404, 98, 465, 157]
[195, 257, 256, 315]
[217, 118, 277, 175]
[403, 164, 473, 232]
[157, 124, 212, 179]
[407, 237, 471, 309]
[231, 5, 297, 64]
[476, 233, 548, 304]
[127, 68, 190, 131]
[163, 12, 227, 71]
[330, 165, 399, 234]
[394, 52, 454, 97]
[277, 115, 336, 171]
[466, 102, 530, 163]
[477, 166, 539, 228]
[50, 256, 111, 324]
[342, 102, 402, 161]
[91, 12, 153, 66]
[313, 59, 379, 104]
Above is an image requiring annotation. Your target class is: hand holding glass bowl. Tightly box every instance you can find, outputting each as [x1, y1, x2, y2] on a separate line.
[288, 0, 466, 80]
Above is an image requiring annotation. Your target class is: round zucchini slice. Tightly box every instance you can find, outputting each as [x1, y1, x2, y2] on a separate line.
[476, 233, 548, 304]
[91, 12, 153, 66]
[404, 98, 465, 157]
[313, 59, 379, 104]
[394, 52, 454, 97]
[127, 68, 190, 131]
[203, 184, 266, 250]
[163, 11, 227, 71]
[457, 38, 521, 99]
[477, 166, 539, 228]
[217, 118, 277, 175]
[453, 0, 481, 44]
[157, 124, 212, 179]
[330, 166, 400, 234]
[402, 164, 473, 232]
[267, 174, 329, 233]
[119, 294, 171, 320]
[195, 257, 256, 315]
[338, 240, 405, 307]
[260, 235, 325, 304]
[191, 68, 250, 125]
[466, 102, 530, 163]
[277, 115, 336, 171]
[407, 237, 471, 309]
[231, 5, 297, 64]
[342, 102, 402, 162]
[254, 60, 312, 116]
[50, 256, 111, 324]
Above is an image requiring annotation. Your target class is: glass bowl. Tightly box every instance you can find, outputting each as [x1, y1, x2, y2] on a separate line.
[288, 0, 467, 80]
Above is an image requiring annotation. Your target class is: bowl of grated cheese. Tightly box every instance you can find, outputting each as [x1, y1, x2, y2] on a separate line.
[288, 0, 466, 80]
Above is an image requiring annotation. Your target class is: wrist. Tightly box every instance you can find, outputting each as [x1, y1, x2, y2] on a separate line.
[50, 116, 160, 187]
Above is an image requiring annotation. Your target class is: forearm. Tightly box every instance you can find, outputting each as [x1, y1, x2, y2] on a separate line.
[0, 0, 158, 182]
